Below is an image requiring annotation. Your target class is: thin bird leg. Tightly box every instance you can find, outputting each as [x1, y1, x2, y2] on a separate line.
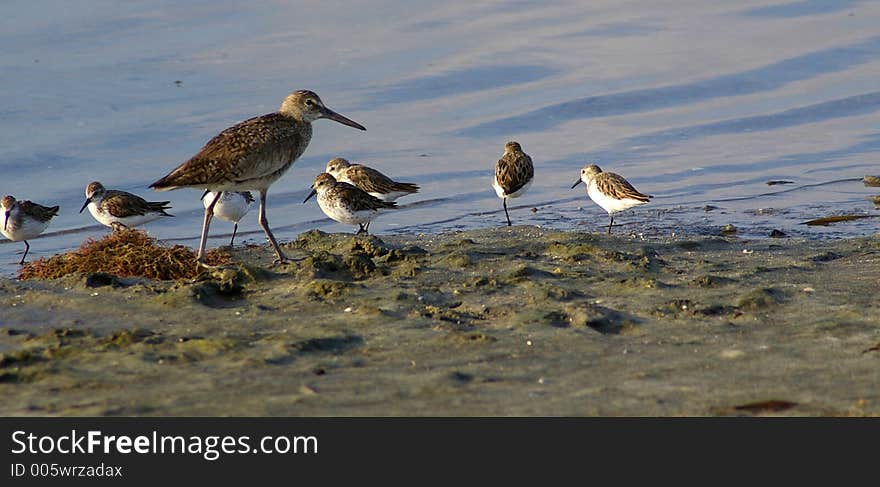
[364, 221, 371, 233]
[607, 215, 614, 235]
[229, 223, 238, 247]
[197, 191, 221, 262]
[258, 189, 289, 263]
[19, 241, 29, 265]
[356, 224, 367, 236]
[503, 198, 512, 226]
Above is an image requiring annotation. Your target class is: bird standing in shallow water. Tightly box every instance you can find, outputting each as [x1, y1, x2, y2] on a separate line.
[149, 90, 366, 264]
[80, 181, 173, 231]
[201, 191, 255, 247]
[571, 164, 651, 234]
[493, 141, 534, 226]
[2, 195, 59, 265]
[325, 157, 419, 202]
[303, 173, 396, 235]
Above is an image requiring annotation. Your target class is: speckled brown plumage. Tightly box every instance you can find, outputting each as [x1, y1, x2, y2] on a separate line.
[326, 157, 419, 200]
[150, 113, 311, 191]
[572, 164, 652, 234]
[492, 141, 534, 226]
[313, 173, 397, 212]
[2, 195, 59, 264]
[494, 141, 534, 197]
[594, 172, 651, 202]
[81, 181, 173, 230]
[305, 173, 396, 235]
[148, 89, 366, 263]
[98, 190, 172, 218]
[3, 196, 59, 223]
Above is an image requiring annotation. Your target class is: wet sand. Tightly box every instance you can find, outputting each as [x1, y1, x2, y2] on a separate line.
[1, 227, 878, 416]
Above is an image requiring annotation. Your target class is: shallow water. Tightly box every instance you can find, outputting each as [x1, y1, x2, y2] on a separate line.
[2, 0, 880, 273]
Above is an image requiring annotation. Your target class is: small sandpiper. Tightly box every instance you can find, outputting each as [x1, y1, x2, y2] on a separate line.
[571, 164, 652, 234]
[1, 195, 59, 265]
[493, 141, 534, 226]
[303, 173, 396, 235]
[325, 157, 419, 202]
[201, 190, 255, 247]
[150, 90, 366, 264]
[80, 181, 173, 231]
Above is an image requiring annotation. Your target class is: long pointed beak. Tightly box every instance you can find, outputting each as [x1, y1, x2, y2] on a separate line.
[571, 179, 583, 189]
[303, 188, 317, 204]
[322, 107, 366, 131]
[200, 190, 210, 201]
[79, 198, 91, 213]
[3, 211, 9, 231]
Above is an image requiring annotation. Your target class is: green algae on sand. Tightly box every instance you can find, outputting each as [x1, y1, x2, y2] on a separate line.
[1, 227, 879, 416]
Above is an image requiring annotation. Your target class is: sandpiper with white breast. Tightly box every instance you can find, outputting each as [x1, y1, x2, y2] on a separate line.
[80, 181, 173, 231]
[571, 164, 652, 234]
[325, 157, 419, 202]
[303, 173, 396, 235]
[493, 141, 534, 226]
[2, 195, 59, 265]
[149, 90, 366, 264]
[201, 191, 255, 247]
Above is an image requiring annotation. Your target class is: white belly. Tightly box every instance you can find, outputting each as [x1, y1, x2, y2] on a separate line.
[1, 215, 49, 241]
[88, 202, 165, 228]
[317, 196, 377, 226]
[204, 192, 251, 223]
[586, 183, 647, 215]
[493, 177, 532, 199]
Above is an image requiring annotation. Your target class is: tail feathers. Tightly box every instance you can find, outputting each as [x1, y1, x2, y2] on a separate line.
[150, 166, 192, 191]
[148, 201, 174, 216]
[392, 182, 420, 193]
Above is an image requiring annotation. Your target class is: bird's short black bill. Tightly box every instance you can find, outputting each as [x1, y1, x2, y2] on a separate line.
[79, 199, 91, 213]
[3, 211, 9, 231]
[571, 180, 583, 189]
[303, 189, 317, 203]
[322, 108, 366, 131]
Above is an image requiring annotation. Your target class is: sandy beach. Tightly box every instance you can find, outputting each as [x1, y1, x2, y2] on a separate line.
[1, 227, 878, 416]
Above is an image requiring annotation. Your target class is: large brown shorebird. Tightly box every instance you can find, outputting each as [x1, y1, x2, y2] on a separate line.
[303, 173, 396, 235]
[493, 141, 534, 226]
[325, 157, 419, 202]
[150, 90, 366, 263]
[571, 164, 652, 234]
[2, 195, 59, 264]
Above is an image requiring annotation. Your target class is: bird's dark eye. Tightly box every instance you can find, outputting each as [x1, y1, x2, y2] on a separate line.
[305, 99, 315, 106]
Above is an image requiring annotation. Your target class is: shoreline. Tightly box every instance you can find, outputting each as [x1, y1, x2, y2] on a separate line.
[1, 226, 878, 416]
